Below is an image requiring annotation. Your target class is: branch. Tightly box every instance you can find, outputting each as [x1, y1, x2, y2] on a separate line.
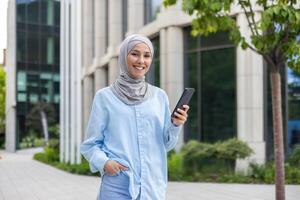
[247, 0, 259, 35]
[239, 1, 256, 37]
[274, 23, 290, 66]
[263, 54, 277, 71]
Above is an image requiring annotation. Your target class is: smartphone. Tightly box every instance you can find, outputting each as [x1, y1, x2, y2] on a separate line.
[171, 88, 195, 118]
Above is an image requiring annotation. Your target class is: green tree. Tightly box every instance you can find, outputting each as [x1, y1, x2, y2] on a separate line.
[164, 1, 300, 200]
[26, 102, 56, 137]
[0, 65, 5, 134]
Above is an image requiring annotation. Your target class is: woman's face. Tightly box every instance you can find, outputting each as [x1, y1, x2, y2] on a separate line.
[127, 43, 152, 79]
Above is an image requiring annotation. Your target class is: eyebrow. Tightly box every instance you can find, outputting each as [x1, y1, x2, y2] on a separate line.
[130, 49, 151, 54]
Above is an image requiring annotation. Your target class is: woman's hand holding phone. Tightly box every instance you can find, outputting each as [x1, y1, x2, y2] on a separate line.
[171, 105, 189, 126]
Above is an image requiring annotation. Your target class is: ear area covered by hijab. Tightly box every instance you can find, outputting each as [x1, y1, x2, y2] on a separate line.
[110, 34, 154, 106]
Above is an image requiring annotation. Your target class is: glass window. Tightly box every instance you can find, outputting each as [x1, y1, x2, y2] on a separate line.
[17, 93, 27, 102]
[146, 37, 160, 86]
[287, 67, 300, 152]
[27, 1, 40, 24]
[41, 0, 55, 26]
[55, 36, 60, 64]
[144, 0, 161, 24]
[29, 93, 39, 103]
[201, 48, 236, 142]
[17, 71, 27, 92]
[47, 37, 55, 64]
[184, 28, 236, 143]
[54, 94, 60, 103]
[16, 0, 61, 147]
[17, 32, 26, 62]
[54, 0, 60, 26]
[17, 2, 26, 22]
[26, 32, 40, 63]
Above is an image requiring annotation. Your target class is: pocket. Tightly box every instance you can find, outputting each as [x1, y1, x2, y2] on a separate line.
[105, 170, 121, 177]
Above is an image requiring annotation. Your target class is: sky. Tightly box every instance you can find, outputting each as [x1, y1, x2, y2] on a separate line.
[0, 0, 8, 64]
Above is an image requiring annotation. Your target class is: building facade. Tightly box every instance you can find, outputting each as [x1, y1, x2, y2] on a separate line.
[6, 0, 60, 151]
[60, 0, 300, 171]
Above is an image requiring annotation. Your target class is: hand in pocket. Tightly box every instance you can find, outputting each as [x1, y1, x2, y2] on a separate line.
[104, 160, 129, 176]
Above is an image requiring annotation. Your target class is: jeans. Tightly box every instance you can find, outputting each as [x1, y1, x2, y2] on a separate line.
[98, 170, 138, 200]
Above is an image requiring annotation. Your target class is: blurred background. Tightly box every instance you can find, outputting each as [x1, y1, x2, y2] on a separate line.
[1, 0, 300, 184]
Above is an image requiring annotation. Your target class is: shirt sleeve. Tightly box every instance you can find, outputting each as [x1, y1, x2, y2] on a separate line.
[80, 92, 109, 176]
[162, 92, 182, 152]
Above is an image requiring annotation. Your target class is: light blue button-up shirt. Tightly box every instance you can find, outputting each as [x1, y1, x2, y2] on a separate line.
[80, 86, 181, 200]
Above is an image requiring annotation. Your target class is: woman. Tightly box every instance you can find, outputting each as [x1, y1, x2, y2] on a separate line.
[81, 34, 189, 200]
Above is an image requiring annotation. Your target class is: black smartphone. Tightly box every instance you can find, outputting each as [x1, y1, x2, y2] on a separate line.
[171, 88, 195, 118]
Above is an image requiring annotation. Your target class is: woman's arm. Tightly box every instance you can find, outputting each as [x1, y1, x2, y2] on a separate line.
[162, 92, 189, 151]
[80, 92, 109, 176]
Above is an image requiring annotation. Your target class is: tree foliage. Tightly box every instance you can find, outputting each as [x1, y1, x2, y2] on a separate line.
[164, 0, 300, 71]
[0, 65, 5, 133]
[163, 1, 299, 199]
[25, 102, 56, 136]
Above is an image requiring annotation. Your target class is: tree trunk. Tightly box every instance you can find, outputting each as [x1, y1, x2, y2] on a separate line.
[270, 71, 286, 200]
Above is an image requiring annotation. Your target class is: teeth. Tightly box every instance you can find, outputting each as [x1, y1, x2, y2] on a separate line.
[135, 66, 144, 70]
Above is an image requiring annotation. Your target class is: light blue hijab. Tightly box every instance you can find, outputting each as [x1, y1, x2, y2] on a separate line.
[110, 34, 154, 105]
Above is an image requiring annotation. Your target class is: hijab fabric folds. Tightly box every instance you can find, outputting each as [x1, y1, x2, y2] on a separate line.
[110, 34, 154, 105]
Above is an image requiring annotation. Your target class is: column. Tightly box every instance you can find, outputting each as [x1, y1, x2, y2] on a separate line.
[160, 27, 185, 151]
[82, 0, 93, 68]
[94, 0, 105, 61]
[94, 0, 107, 92]
[75, 0, 83, 164]
[5, 0, 17, 152]
[83, 76, 94, 130]
[108, 0, 123, 83]
[108, 58, 118, 84]
[235, 13, 266, 173]
[94, 67, 107, 92]
[127, 0, 144, 35]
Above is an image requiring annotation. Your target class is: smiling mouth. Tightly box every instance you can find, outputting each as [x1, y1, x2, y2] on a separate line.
[134, 66, 146, 70]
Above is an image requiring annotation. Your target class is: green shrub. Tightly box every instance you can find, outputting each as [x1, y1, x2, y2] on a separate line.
[33, 152, 48, 163]
[219, 174, 254, 183]
[34, 138, 45, 147]
[181, 138, 253, 176]
[20, 135, 36, 148]
[285, 164, 300, 184]
[249, 161, 300, 184]
[44, 146, 59, 162]
[48, 124, 60, 139]
[287, 145, 300, 167]
[34, 149, 98, 177]
[48, 139, 59, 150]
[250, 162, 275, 183]
[168, 152, 184, 181]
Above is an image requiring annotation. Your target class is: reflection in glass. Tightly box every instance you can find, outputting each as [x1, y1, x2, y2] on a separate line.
[184, 28, 236, 143]
[47, 37, 54, 64]
[146, 37, 160, 86]
[287, 67, 300, 153]
[16, 0, 60, 146]
[144, 0, 161, 24]
[18, 93, 27, 102]
[201, 48, 236, 142]
[17, 71, 27, 91]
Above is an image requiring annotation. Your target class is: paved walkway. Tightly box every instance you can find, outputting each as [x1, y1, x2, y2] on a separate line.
[0, 148, 299, 200]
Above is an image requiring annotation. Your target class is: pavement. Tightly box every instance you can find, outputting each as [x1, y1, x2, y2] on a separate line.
[0, 148, 299, 200]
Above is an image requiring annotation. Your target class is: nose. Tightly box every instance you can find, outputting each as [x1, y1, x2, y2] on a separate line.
[137, 55, 144, 64]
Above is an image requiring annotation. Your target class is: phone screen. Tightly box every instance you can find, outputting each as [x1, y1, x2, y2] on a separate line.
[171, 88, 195, 118]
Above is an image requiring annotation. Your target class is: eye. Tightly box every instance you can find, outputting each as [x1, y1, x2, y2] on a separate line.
[144, 54, 151, 58]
